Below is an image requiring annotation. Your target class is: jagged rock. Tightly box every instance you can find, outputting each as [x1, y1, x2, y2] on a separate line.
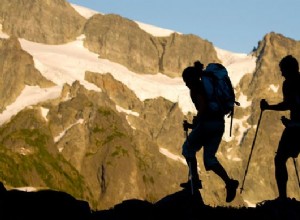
[84, 14, 161, 75]
[158, 33, 220, 77]
[237, 32, 300, 203]
[85, 72, 143, 112]
[246, 32, 300, 100]
[83, 14, 220, 77]
[0, 0, 86, 44]
[0, 37, 55, 112]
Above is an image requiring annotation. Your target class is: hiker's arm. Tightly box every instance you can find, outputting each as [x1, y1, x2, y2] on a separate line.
[266, 102, 289, 111]
[263, 81, 293, 111]
[183, 120, 193, 130]
[260, 99, 289, 111]
[183, 116, 200, 130]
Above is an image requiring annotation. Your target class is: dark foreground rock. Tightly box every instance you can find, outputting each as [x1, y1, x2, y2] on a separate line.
[91, 189, 300, 220]
[0, 182, 90, 220]
[0, 182, 299, 220]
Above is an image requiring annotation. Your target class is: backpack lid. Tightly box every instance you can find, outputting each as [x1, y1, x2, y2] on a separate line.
[204, 63, 228, 79]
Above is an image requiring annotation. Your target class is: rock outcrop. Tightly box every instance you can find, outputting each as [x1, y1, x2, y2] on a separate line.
[0, 37, 55, 112]
[83, 14, 220, 77]
[0, 0, 86, 44]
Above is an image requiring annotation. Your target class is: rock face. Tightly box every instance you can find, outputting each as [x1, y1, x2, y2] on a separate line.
[0, 37, 54, 111]
[237, 32, 300, 204]
[0, 0, 86, 44]
[83, 14, 219, 77]
[0, 0, 300, 212]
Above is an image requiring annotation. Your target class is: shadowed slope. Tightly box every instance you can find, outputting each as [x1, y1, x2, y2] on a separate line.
[91, 188, 300, 220]
[0, 182, 90, 220]
[0, 182, 300, 220]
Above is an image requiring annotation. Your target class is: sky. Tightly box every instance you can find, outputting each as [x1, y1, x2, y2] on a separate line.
[67, 0, 300, 54]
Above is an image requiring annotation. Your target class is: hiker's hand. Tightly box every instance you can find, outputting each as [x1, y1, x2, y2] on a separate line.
[192, 116, 199, 125]
[183, 120, 190, 131]
[260, 99, 269, 111]
[281, 116, 290, 127]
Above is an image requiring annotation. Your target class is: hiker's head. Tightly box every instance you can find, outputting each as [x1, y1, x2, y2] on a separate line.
[194, 60, 204, 77]
[279, 55, 299, 78]
[182, 66, 199, 89]
[194, 61, 204, 71]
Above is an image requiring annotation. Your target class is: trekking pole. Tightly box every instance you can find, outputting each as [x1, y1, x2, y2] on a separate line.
[230, 101, 240, 137]
[184, 120, 194, 195]
[293, 158, 300, 188]
[229, 111, 234, 137]
[240, 110, 263, 194]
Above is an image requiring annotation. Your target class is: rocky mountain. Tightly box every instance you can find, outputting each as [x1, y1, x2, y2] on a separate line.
[0, 0, 299, 213]
[0, 0, 86, 44]
[83, 13, 219, 77]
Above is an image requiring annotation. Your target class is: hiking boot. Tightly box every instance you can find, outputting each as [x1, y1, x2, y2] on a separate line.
[225, 179, 239, 202]
[180, 179, 202, 190]
[274, 196, 289, 205]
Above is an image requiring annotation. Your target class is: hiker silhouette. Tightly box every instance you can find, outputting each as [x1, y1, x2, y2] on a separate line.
[260, 55, 300, 200]
[180, 61, 239, 203]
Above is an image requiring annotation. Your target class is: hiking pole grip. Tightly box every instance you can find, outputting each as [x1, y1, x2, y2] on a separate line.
[229, 109, 234, 137]
[229, 101, 240, 137]
[240, 110, 263, 194]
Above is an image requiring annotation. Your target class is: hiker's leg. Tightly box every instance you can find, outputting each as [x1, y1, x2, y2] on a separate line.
[182, 132, 197, 164]
[182, 123, 203, 172]
[181, 125, 203, 188]
[180, 155, 202, 189]
[209, 163, 230, 183]
[274, 154, 288, 198]
[203, 119, 238, 202]
[204, 149, 239, 203]
[202, 119, 224, 177]
[274, 129, 290, 199]
[186, 156, 199, 181]
[202, 126, 236, 183]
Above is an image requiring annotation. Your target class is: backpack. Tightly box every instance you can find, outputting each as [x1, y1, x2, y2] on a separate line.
[201, 63, 240, 136]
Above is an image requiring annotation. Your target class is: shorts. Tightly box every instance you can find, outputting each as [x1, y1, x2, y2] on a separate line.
[182, 118, 224, 170]
[277, 127, 300, 159]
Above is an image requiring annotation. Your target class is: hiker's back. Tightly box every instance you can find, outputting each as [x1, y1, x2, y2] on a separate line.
[289, 73, 300, 121]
